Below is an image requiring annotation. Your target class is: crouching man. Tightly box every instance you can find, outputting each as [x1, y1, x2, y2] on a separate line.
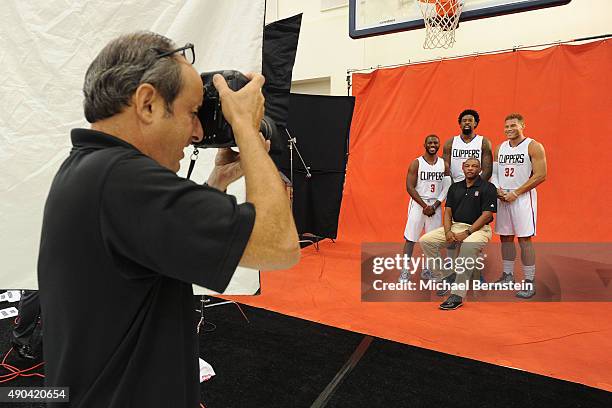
[418, 158, 497, 310]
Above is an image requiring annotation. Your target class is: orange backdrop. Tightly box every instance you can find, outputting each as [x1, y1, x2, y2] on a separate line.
[340, 39, 612, 243]
[230, 40, 612, 392]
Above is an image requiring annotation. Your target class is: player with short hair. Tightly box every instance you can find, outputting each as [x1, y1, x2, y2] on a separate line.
[400, 134, 451, 281]
[491, 113, 547, 298]
[443, 109, 493, 182]
[419, 157, 497, 310]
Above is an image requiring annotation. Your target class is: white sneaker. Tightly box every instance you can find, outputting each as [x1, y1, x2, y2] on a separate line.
[421, 268, 433, 281]
[516, 279, 536, 299]
[398, 268, 410, 283]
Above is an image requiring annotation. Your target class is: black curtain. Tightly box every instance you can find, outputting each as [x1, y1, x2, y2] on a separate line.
[274, 93, 355, 239]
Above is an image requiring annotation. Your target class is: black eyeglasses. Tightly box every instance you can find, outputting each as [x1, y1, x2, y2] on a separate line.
[154, 43, 195, 64]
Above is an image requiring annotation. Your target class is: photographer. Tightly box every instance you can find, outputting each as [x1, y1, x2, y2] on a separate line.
[37, 31, 299, 407]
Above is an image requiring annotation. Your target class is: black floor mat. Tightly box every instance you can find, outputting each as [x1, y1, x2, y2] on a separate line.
[327, 337, 612, 408]
[198, 299, 612, 408]
[0, 295, 610, 408]
[198, 298, 363, 408]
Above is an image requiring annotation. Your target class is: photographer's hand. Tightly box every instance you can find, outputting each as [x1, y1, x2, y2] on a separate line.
[213, 73, 265, 138]
[207, 135, 270, 191]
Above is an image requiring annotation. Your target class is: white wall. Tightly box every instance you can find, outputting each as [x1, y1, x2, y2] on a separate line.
[290, 77, 332, 94]
[272, 0, 610, 95]
[0, 0, 266, 292]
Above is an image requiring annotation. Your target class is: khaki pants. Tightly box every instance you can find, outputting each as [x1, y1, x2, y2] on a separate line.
[418, 223, 492, 298]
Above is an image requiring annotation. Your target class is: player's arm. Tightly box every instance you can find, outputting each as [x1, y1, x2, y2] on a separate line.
[490, 144, 505, 200]
[443, 183, 456, 242]
[406, 159, 427, 208]
[480, 137, 493, 181]
[433, 160, 451, 210]
[513, 141, 547, 197]
[442, 138, 452, 172]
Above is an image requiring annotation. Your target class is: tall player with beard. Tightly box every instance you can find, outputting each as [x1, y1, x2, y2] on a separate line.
[491, 113, 547, 298]
[400, 135, 451, 282]
[443, 109, 493, 182]
[442, 109, 493, 265]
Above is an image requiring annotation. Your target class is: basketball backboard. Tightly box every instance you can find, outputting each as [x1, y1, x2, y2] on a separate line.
[349, 0, 572, 39]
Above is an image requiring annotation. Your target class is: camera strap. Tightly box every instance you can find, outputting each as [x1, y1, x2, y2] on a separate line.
[186, 146, 199, 180]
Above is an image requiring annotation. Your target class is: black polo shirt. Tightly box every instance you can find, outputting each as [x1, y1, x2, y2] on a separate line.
[445, 177, 497, 225]
[38, 129, 255, 407]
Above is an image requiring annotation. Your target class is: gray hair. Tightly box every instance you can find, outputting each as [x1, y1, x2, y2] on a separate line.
[83, 31, 183, 123]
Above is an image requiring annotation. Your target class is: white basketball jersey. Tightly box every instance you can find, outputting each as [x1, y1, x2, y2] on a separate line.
[415, 156, 445, 200]
[450, 135, 483, 181]
[497, 138, 533, 190]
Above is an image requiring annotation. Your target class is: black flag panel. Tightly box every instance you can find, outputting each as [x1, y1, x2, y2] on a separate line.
[274, 93, 356, 239]
[262, 14, 302, 155]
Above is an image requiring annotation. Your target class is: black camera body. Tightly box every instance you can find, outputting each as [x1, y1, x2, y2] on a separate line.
[196, 70, 275, 148]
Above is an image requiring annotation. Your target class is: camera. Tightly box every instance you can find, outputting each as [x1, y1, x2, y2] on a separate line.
[195, 70, 276, 148]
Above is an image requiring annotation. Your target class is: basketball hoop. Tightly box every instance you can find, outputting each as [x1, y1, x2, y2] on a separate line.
[417, 0, 464, 49]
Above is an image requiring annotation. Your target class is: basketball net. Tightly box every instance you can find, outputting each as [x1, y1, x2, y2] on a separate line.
[417, 0, 464, 49]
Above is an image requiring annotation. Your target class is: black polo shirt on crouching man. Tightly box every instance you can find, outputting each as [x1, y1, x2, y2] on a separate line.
[445, 177, 497, 224]
[38, 129, 255, 408]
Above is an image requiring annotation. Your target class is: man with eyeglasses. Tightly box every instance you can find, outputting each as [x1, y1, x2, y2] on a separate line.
[38, 31, 300, 407]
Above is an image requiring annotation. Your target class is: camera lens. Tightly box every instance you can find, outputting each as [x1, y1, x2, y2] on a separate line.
[259, 116, 275, 141]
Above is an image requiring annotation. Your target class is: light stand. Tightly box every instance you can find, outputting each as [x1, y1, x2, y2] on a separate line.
[184, 150, 250, 333]
[284, 128, 325, 250]
[285, 127, 312, 192]
[346, 72, 352, 96]
[196, 296, 250, 334]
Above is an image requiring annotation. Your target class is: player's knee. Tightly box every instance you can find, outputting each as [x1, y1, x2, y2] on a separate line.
[418, 231, 436, 245]
[518, 237, 533, 249]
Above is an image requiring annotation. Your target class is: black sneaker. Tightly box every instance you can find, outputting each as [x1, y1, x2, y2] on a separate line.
[436, 273, 456, 297]
[516, 279, 536, 299]
[439, 294, 463, 310]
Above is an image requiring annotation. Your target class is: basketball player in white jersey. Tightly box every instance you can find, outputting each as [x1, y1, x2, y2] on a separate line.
[443, 109, 493, 182]
[400, 135, 451, 282]
[491, 113, 547, 298]
[442, 109, 493, 266]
